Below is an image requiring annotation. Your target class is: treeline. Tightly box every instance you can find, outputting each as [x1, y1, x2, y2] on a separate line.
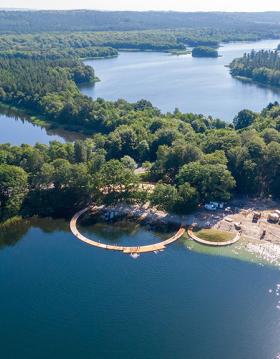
[0, 47, 118, 60]
[0, 31, 185, 53]
[0, 141, 141, 220]
[0, 32, 121, 60]
[1, 10, 280, 34]
[0, 29, 278, 56]
[229, 50, 280, 87]
[0, 56, 97, 118]
[1, 102, 280, 221]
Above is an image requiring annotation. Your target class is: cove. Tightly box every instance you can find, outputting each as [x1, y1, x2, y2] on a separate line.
[0, 218, 280, 358]
[82, 39, 280, 121]
[0, 106, 84, 145]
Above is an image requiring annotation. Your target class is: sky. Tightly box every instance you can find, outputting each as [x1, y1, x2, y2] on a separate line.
[1, 0, 280, 12]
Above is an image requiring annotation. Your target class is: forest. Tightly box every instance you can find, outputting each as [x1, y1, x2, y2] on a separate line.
[1, 10, 280, 34]
[0, 28, 279, 56]
[0, 31, 204, 53]
[229, 49, 280, 87]
[0, 56, 98, 122]
[0, 47, 118, 60]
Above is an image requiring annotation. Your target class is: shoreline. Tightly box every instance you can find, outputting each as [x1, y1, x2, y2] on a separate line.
[0, 102, 95, 139]
[230, 74, 280, 92]
[71, 201, 280, 266]
[81, 54, 118, 60]
[88, 199, 280, 245]
[1, 199, 280, 265]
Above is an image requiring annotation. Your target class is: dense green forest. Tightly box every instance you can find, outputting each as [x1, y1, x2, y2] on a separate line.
[0, 13, 279, 58]
[0, 31, 186, 53]
[0, 28, 279, 55]
[1, 10, 280, 34]
[229, 49, 280, 87]
[192, 46, 219, 58]
[0, 47, 118, 60]
[1, 101, 280, 221]
[0, 11, 279, 62]
[0, 56, 97, 119]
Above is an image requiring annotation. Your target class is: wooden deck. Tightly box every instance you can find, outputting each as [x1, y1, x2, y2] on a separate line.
[70, 206, 185, 254]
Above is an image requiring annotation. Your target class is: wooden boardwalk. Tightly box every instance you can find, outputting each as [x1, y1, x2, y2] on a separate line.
[70, 206, 185, 254]
[188, 228, 241, 247]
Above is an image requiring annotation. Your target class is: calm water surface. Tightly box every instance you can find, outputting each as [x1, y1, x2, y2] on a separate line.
[1, 39, 280, 145]
[0, 218, 280, 359]
[0, 107, 83, 145]
[78, 219, 173, 246]
[82, 39, 280, 121]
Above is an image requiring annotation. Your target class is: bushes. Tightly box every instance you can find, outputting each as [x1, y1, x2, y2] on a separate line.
[0, 164, 28, 220]
[192, 46, 218, 58]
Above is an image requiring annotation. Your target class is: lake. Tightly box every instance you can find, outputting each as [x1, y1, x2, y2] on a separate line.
[1, 39, 280, 146]
[0, 106, 83, 145]
[82, 39, 280, 121]
[0, 218, 280, 358]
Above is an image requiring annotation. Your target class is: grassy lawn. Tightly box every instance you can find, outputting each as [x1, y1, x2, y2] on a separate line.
[194, 228, 235, 243]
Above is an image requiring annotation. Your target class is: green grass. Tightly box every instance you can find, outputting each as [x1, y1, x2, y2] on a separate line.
[194, 228, 235, 242]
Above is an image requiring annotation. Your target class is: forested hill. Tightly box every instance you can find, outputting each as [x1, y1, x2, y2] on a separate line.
[1, 10, 280, 33]
[230, 50, 280, 87]
[1, 11, 280, 51]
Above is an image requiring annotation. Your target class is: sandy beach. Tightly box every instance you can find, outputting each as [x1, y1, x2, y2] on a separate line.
[96, 198, 280, 266]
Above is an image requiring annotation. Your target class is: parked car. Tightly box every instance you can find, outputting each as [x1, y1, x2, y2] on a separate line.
[204, 202, 224, 211]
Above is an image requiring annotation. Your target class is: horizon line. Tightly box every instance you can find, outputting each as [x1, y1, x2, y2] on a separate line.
[1, 8, 280, 13]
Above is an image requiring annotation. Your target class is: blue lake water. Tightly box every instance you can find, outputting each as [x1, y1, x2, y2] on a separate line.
[0, 107, 83, 145]
[82, 39, 280, 121]
[0, 218, 280, 359]
[0, 112, 66, 145]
